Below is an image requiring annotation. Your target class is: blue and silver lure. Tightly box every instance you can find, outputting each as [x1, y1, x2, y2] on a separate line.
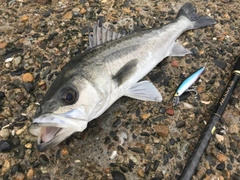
[173, 67, 205, 106]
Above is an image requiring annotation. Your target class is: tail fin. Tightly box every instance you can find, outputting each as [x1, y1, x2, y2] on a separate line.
[177, 3, 216, 29]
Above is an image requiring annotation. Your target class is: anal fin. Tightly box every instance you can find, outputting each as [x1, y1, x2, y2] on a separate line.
[125, 81, 162, 102]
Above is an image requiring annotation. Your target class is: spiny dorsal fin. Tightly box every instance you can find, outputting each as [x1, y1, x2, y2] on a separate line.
[88, 21, 129, 49]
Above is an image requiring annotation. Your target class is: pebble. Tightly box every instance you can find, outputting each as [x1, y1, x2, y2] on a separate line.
[21, 15, 28, 21]
[13, 56, 22, 66]
[16, 125, 27, 135]
[216, 162, 225, 171]
[24, 82, 34, 92]
[228, 124, 239, 134]
[152, 160, 159, 171]
[80, 8, 87, 14]
[63, 11, 73, 19]
[0, 140, 12, 152]
[13, 172, 25, 180]
[154, 125, 169, 137]
[176, 121, 186, 128]
[25, 143, 32, 149]
[212, 59, 227, 69]
[0, 41, 8, 48]
[1, 159, 10, 175]
[215, 143, 226, 153]
[137, 169, 145, 178]
[11, 163, 19, 175]
[129, 147, 144, 153]
[217, 153, 228, 162]
[16, 144, 25, 159]
[113, 118, 121, 127]
[27, 168, 34, 179]
[112, 171, 126, 180]
[22, 73, 34, 82]
[215, 134, 224, 142]
[0, 91, 5, 99]
[171, 60, 178, 67]
[145, 162, 151, 174]
[0, 128, 10, 138]
[166, 109, 174, 115]
[128, 159, 135, 170]
[141, 113, 151, 120]
[39, 154, 49, 166]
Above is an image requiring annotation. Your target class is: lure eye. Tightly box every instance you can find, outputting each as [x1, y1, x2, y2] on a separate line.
[59, 88, 77, 105]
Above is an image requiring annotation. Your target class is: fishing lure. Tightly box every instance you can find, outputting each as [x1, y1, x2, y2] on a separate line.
[173, 67, 205, 106]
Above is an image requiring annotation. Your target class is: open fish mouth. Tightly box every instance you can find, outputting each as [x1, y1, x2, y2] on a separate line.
[29, 114, 89, 151]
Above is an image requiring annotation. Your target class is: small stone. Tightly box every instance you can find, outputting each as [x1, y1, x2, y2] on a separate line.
[2, 160, 10, 175]
[0, 92, 5, 99]
[25, 143, 32, 149]
[229, 124, 239, 134]
[113, 119, 121, 127]
[171, 60, 178, 67]
[215, 143, 226, 153]
[27, 168, 34, 180]
[13, 172, 25, 180]
[21, 15, 28, 21]
[16, 144, 25, 159]
[152, 160, 159, 171]
[217, 153, 228, 162]
[22, 73, 34, 82]
[137, 169, 145, 178]
[112, 171, 126, 180]
[38, 80, 45, 86]
[216, 162, 225, 171]
[63, 11, 73, 19]
[0, 140, 12, 152]
[212, 59, 227, 69]
[0, 42, 8, 48]
[80, 8, 87, 14]
[141, 113, 151, 120]
[154, 125, 169, 137]
[39, 154, 49, 166]
[123, 7, 131, 13]
[129, 147, 144, 153]
[61, 148, 69, 155]
[24, 82, 34, 92]
[215, 134, 224, 142]
[13, 56, 22, 66]
[166, 109, 174, 115]
[16, 125, 27, 135]
[0, 129, 10, 138]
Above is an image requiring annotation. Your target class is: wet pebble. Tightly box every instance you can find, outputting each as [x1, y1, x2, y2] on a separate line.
[10, 67, 27, 76]
[216, 162, 225, 171]
[159, 107, 166, 114]
[141, 132, 150, 136]
[11, 164, 20, 175]
[169, 139, 175, 145]
[120, 165, 128, 173]
[0, 140, 12, 152]
[39, 154, 49, 166]
[112, 170, 126, 180]
[104, 136, 111, 144]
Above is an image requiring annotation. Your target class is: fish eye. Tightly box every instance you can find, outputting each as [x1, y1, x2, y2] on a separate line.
[59, 88, 77, 105]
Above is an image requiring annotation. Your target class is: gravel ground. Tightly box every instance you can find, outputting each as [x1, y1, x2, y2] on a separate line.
[0, 0, 240, 179]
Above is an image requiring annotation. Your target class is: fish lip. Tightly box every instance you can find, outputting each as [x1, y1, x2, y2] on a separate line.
[29, 123, 65, 152]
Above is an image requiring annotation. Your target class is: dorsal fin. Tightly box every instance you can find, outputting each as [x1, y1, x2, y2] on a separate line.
[88, 22, 127, 49]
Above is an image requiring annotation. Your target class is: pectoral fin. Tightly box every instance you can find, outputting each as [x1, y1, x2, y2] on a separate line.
[169, 42, 192, 56]
[125, 81, 162, 102]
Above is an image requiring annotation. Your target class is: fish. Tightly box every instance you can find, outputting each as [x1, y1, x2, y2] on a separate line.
[173, 67, 205, 106]
[29, 3, 216, 151]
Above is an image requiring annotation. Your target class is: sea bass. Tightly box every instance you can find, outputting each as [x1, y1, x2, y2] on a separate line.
[29, 3, 216, 151]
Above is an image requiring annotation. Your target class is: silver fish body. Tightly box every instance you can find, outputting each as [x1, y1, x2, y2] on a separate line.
[29, 3, 216, 151]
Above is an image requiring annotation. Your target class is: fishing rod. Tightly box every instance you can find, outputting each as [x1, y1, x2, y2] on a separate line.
[178, 56, 240, 180]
